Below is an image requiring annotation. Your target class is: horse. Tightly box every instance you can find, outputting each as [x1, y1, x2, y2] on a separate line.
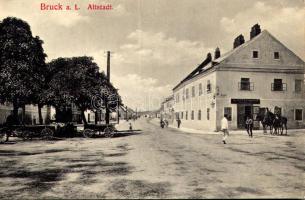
[257, 110, 275, 134]
[273, 114, 288, 135]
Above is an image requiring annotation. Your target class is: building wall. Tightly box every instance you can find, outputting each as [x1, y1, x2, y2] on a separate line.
[0, 103, 50, 125]
[172, 30, 305, 131]
[173, 71, 217, 131]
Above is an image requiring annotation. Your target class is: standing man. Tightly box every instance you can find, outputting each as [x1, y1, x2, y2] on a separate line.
[246, 116, 254, 138]
[177, 118, 181, 128]
[221, 114, 229, 144]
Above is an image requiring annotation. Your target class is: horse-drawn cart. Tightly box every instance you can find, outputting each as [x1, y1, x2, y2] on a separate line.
[82, 123, 117, 138]
[0, 124, 55, 142]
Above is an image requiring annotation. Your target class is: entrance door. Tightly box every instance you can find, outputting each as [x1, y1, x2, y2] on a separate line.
[237, 104, 253, 128]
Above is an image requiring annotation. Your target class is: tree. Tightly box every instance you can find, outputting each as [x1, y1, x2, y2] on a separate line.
[0, 17, 47, 122]
[45, 57, 122, 125]
[46, 57, 106, 125]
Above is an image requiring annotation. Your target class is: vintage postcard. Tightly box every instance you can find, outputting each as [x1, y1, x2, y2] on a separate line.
[0, 0, 304, 199]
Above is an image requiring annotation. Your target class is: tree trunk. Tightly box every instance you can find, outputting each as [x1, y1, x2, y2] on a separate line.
[22, 104, 26, 124]
[95, 111, 98, 124]
[38, 104, 43, 125]
[13, 99, 19, 120]
[81, 109, 87, 125]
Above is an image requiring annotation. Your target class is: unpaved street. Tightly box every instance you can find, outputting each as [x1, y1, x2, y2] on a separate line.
[0, 118, 304, 198]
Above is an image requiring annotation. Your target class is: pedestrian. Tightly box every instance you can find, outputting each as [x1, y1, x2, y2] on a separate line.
[177, 118, 181, 128]
[245, 116, 253, 137]
[221, 114, 229, 144]
[164, 119, 169, 127]
[160, 119, 165, 128]
[129, 122, 133, 131]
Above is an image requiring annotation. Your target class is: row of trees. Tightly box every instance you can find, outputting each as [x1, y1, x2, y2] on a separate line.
[0, 17, 121, 125]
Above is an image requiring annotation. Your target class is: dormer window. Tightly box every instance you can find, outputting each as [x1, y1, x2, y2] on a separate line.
[252, 51, 258, 58]
[274, 52, 280, 59]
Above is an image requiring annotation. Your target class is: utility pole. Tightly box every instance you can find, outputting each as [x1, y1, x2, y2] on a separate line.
[117, 96, 120, 124]
[105, 51, 111, 125]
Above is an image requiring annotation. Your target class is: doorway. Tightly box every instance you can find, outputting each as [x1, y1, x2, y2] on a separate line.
[237, 104, 253, 128]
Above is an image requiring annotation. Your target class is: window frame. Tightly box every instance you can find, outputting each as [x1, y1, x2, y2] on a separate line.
[295, 109, 303, 121]
[185, 88, 189, 99]
[199, 83, 203, 96]
[192, 86, 195, 98]
[252, 50, 259, 59]
[198, 110, 201, 120]
[295, 79, 302, 93]
[274, 51, 280, 59]
[207, 80, 211, 93]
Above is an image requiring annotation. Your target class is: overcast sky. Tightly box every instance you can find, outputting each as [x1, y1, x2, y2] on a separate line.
[0, 0, 304, 110]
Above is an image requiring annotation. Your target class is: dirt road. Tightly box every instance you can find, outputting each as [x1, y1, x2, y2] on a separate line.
[0, 118, 304, 198]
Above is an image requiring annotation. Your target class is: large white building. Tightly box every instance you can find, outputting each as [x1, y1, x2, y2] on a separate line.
[173, 24, 305, 131]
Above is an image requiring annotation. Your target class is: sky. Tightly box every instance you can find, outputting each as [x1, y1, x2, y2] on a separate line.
[0, 0, 304, 111]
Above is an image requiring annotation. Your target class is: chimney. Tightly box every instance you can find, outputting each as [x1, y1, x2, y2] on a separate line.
[250, 24, 261, 39]
[214, 47, 220, 59]
[206, 52, 212, 62]
[233, 34, 245, 49]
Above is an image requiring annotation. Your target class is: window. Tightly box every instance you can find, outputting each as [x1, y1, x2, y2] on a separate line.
[295, 80, 302, 92]
[207, 108, 210, 120]
[239, 78, 251, 91]
[295, 109, 303, 121]
[191, 110, 194, 120]
[207, 80, 211, 93]
[252, 51, 259, 58]
[272, 79, 286, 91]
[185, 88, 189, 99]
[199, 83, 203, 96]
[274, 52, 280, 59]
[224, 107, 232, 121]
[176, 93, 179, 103]
[186, 111, 188, 120]
[181, 112, 183, 119]
[192, 86, 195, 97]
[198, 110, 201, 120]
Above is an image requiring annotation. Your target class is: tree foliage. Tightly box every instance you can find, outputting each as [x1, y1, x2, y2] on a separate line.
[45, 56, 121, 124]
[0, 17, 47, 120]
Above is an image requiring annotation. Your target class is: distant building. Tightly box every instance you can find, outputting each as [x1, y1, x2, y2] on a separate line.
[160, 95, 174, 123]
[173, 24, 305, 131]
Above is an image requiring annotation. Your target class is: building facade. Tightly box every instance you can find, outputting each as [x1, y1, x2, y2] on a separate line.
[160, 95, 174, 124]
[173, 25, 305, 131]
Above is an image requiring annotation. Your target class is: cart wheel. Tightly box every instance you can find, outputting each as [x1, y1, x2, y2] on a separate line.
[83, 129, 94, 138]
[0, 131, 6, 143]
[41, 128, 54, 140]
[104, 127, 114, 138]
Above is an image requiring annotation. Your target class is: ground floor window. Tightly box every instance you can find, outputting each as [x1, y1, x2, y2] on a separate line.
[295, 109, 303, 121]
[191, 111, 194, 120]
[207, 108, 210, 120]
[181, 112, 183, 119]
[186, 111, 188, 120]
[198, 110, 201, 120]
[224, 107, 232, 121]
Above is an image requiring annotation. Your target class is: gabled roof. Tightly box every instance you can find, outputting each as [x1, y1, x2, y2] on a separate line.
[173, 30, 305, 91]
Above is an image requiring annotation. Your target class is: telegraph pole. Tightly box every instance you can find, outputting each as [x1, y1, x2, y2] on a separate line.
[105, 51, 111, 125]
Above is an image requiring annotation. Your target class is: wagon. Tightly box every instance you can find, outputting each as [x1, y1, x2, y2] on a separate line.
[0, 124, 55, 142]
[82, 123, 116, 138]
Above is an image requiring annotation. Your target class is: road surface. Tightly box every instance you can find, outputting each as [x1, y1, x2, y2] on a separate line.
[0, 118, 304, 198]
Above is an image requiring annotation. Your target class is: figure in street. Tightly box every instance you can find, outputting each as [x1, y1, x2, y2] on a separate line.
[221, 114, 229, 144]
[177, 118, 181, 128]
[246, 116, 254, 137]
[160, 119, 165, 128]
